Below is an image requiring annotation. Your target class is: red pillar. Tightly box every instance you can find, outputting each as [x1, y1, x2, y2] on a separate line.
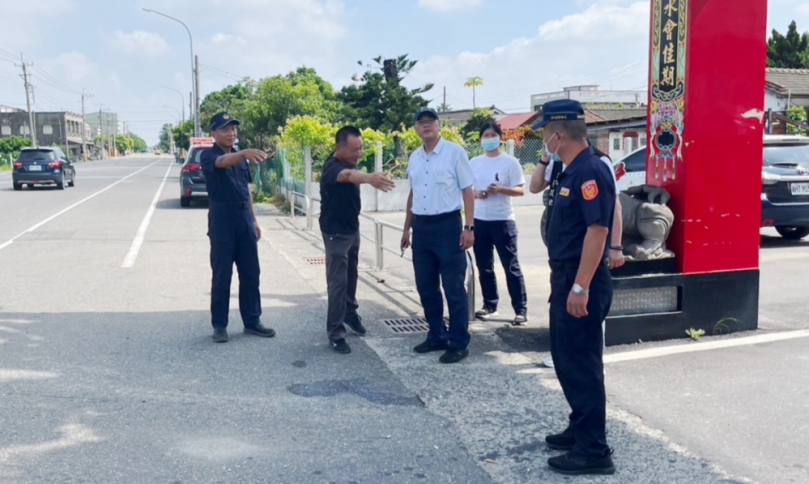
[646, 0, 768, 274]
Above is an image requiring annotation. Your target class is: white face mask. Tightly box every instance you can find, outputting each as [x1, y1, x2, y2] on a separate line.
[543, 132, 559, 159]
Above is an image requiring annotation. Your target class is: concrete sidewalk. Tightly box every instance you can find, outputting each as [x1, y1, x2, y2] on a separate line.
[260, 204, 747, 484]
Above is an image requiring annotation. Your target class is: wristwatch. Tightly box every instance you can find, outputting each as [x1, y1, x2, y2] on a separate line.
[463, 225, 475, 232]
[572, 284, 588, 296]
[610, 246, 623, 251]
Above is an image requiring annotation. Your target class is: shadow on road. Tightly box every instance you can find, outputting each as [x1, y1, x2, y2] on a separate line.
[760, 234, 809, 250]
[155, 198, 208, 210]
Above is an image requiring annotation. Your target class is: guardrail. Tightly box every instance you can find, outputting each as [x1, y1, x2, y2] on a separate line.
[288, 190, 476, 321]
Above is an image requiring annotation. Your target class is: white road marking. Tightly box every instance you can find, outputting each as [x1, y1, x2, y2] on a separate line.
[602, 330, 809, 364]
[0, 159, 163, 252]
[121, 161, 174, 268]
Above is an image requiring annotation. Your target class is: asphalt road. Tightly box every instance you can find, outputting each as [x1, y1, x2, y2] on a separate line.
[1, 155, 807, 484]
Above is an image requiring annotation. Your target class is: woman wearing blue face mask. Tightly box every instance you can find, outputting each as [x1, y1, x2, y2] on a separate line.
[469, 122, 528, 326]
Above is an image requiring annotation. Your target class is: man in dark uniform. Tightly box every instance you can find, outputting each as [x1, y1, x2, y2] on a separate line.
[400, 107, 476, 364]
[538, 100, 616, 475]
[200, 112, 276, 343]
[319, 126, 395, 354]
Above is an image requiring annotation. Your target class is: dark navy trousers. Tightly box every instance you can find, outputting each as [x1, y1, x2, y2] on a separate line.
[208, 207, 261, 329]
[412, 215, 469, 351]
[472, 219, 527, 314]
[549, 259, 612, 458]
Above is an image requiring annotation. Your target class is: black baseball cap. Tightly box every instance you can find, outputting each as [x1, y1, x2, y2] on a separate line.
[533, 99, 586, 129]
[210, 112, 240, 132]
[414, 107, 439, 123]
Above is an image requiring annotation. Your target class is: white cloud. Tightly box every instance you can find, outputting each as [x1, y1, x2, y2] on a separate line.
[109, 30, 171, 59]
[417, 0, 483, 12]
[408, 1, 650, 112]
[212, 34, 246, 44]
[39, 52, 99, 84]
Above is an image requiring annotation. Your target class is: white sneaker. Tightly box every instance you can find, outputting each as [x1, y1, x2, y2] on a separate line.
[542, 356, 554, 368]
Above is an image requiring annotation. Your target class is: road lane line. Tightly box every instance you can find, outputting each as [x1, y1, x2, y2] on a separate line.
[0, 159, 163, 252]
[121, 161, 174, 268]
[601, 330, 809, 364]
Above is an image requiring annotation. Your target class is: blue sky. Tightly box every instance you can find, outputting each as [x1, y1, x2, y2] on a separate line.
[0, 0, 806, 145]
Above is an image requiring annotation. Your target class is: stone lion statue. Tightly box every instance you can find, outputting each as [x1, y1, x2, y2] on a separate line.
[620, 185, 675, 261]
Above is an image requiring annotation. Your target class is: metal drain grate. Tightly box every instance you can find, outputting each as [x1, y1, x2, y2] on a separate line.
[306, 257, 327, 265]
[380, 318, 449, 334]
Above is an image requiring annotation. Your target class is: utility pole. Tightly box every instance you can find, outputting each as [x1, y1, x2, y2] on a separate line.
[443, 86, 447, 107]
[17, 54, 36, 148]
[99, 106, 104, 159]
[81, 89, 88, 161]
[194, 55, 201, 136]
[189, 92, 192, 127]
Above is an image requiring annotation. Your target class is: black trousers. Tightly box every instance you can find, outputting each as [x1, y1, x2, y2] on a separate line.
[549, 259, 613, 458]
[472, 219, 527, 314]
[208, 208, 261, 329]
[322, 231, 360, 342]
[412, 215, 469, 351]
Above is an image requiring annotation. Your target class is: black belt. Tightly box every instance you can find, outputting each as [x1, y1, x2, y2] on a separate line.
[549, 258, 609, 271]
[414, 210, 461, 223]
[210, 201, 249, 209]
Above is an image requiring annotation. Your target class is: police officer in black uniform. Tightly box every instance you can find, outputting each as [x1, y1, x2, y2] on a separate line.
[200, 113, 276, 343]
[537, 100, 616, 476]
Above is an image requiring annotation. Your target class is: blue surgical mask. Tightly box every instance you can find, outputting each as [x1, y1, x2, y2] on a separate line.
[544, 133, 559, 160]
[481, 137, 501, 152]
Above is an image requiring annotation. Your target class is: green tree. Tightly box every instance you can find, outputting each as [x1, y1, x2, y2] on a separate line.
[461, 108, 496, 141]
[437, 102, 453, 113]
[768, 21, 809, 68]
[199, 80, 256, 134]
[115, 135, 134, 155]
[786, 105, 808, 135]
[158, 123, 173, 151]
[464, 76, 484, 110]
[171, 120, 195, 151]
[0, 136, 32, 154]
[339, 55, 433, 132]
[128, 133, 148, 152]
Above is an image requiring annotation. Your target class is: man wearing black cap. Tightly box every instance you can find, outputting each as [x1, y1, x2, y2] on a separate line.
[538, 99, 616, 475]
[199, 112, 277, 343]
[400, 107, 476, 364]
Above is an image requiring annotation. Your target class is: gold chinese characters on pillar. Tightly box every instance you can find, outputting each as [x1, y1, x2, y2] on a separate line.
[650, 0, 687, 182]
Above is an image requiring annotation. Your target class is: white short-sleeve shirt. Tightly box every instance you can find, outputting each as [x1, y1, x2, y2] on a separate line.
[407, 138, 474, 216]
[470, 153, 525, 221]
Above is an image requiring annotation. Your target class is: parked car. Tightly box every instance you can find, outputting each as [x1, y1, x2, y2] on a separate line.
[12, 147, 76, 191]
[761, 134, 809, 239]
[613, 147, 647, 193]
[179, 142, 213, 207]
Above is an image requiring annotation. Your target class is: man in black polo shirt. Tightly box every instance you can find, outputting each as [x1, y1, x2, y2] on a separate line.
[320, 126, 395, 354]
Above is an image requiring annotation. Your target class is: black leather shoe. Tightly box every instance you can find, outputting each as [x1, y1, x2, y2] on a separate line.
[244, 323, 276, 338]
[330, 338, 351, 354]
[345, 314, 367, 336]
[413, 339, 449, 354]
[212, 328, 229, 343]
[546, 427, 575, 450]
[439, 348, 469, 364]
[548, 450, 615, 475]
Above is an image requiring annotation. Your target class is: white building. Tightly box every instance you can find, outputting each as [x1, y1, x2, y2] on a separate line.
[530, 85, 647, 112]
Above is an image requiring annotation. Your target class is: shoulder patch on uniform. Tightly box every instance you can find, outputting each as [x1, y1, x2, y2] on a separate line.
[559, 187, 570, 197]
[581, 180, 599, 201]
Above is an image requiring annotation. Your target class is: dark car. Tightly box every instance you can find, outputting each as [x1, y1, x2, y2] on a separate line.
[762, 135, 809, 240]
[179, 144, 210, 207]
[12, 147, 75, 190]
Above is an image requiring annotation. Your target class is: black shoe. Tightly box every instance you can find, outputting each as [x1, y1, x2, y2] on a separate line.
[439, 348, 469, 364]
[546, 427, 575, 450]
[474, 307, 499, 320]
[244, 323, 276, 338]
[512, 312, 528, 326]
[548, 450, 615, 476]
[413, 339, 449, 354]
[345, 314, 367, 336]
[212, 328, 229, 343]
[330, 338, 351, 354]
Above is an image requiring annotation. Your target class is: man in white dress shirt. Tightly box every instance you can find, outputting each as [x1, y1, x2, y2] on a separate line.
[400, 107, 476, 364]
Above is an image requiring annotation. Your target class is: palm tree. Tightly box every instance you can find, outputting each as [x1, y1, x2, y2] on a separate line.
[464, 76, 484, 109]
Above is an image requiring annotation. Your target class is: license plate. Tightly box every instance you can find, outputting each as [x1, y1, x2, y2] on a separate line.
[28, 165, 42, 171]
[791, 183, 809, 196]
